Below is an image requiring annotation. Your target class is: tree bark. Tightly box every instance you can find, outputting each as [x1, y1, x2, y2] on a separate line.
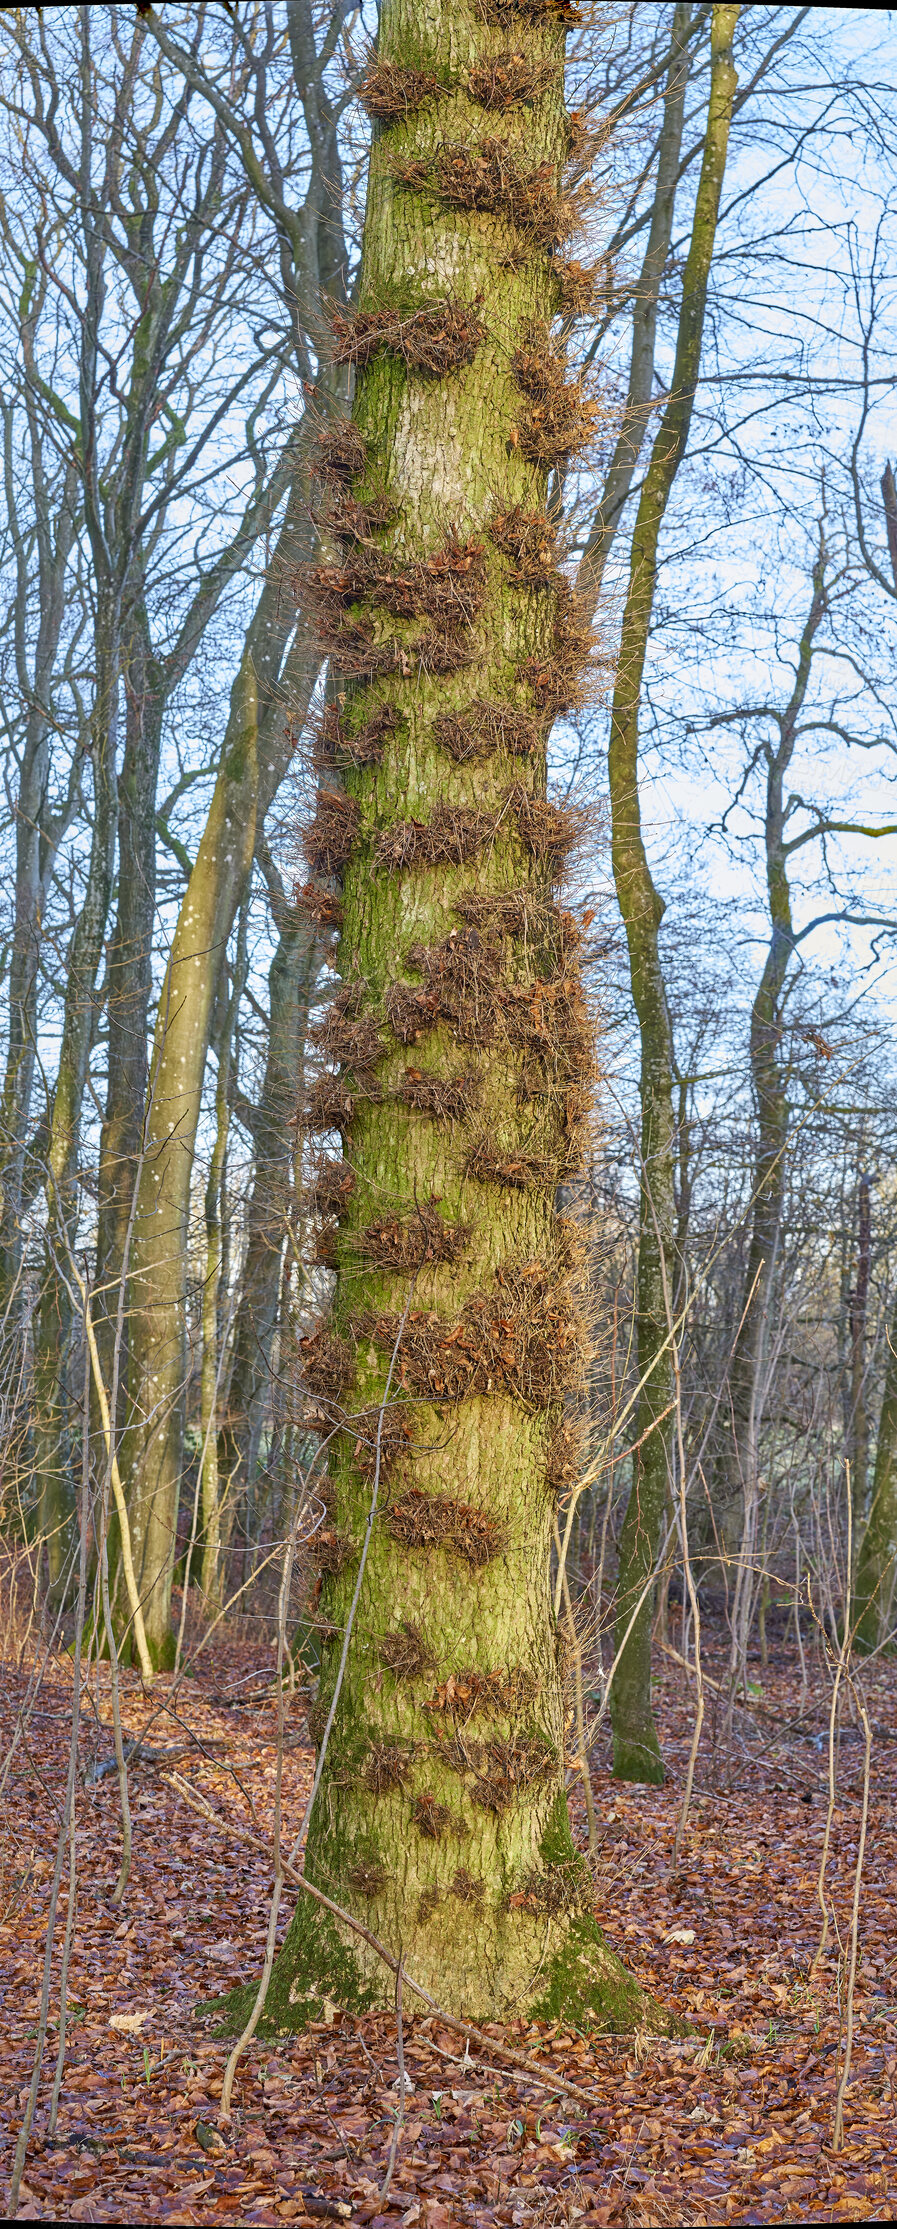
[722, 533, 827, 1680]
[215, 874, 319, 1584]
[225, 0, 661, 2035]
[847, 1173, 871, 1536]
[854, 1286, 897, 1651]
[601, 5, 739, 1782]
[118, 470, 319, 1664]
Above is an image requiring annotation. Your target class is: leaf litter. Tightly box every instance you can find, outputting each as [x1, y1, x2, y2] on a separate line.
[2, 1626, 896, 2226]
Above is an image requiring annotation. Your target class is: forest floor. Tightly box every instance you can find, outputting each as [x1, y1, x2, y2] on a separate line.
[1, 1615, 895, 2227]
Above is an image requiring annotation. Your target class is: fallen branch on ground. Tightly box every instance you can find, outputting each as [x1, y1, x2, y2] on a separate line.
[161, 1771, 616, 2112]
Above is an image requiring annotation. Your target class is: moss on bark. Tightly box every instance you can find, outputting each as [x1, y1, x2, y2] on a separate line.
[241, 0, 661, 2037]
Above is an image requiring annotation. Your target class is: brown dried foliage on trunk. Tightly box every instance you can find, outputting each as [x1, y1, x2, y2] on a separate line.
[308, 1527, 356, 1577]
[511, 325, 599, 466]
[552, 253, 601, 319]
[522, 580, 600, 719]
[450, 1867, 485, 1903]
[433, 698, 541, 762]
[301, 1325, 354, 1402]
[394, 1067, 482, 1121]
[379, 1621, 434, 1681]
[411, 1793, 454, 1839]
[506, 782, 581, 872]
[348, 1403, 416, 1482]
[357, 1200, 472, 1272]
[358, 59, 442, 123]
[440, 1731, 558, 1812]
[294, 880, 344, 931]
[355, 1251, 587, 1408]
[389, 139, 580, 252]
[319, 490, 398, 543]
[347, 1861, 389, 1897]
[389, 929, 593, 1089]
[464, 1137, 556, 1190]
[315, 421, 369, 486]
[302, 790, 360, 877]
[311, 537, 486, 627]
[376, 802, 498, 872]
[366, 1743, 414, 1793]
[305, 1159, 357, 1220]
[509, 1856, 589, 1914]
[424, 1664, 538, 1719]
[310, 984, 384, 1074]
[302, 1073, 383, 1134]
[316, 700, 404, 770]
[545, 1413, 587, 1496]
[330, 298, 485, 376]
[383, 1486, 507, 1568]
[476, 0, 582, 22]
[466, 51, 554, 108]
[453, 887, 581, 963]
[488, 504, 558, 584]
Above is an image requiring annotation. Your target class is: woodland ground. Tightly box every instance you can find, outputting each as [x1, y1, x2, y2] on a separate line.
[2, 1616, 895, 2227]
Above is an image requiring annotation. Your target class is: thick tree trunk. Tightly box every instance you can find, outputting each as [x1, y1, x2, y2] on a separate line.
[229, 0, 659, 2035]
[605, 5, 738, 1782]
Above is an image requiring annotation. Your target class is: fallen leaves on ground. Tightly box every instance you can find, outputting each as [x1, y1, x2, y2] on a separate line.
[1, 1624, 895, 2225]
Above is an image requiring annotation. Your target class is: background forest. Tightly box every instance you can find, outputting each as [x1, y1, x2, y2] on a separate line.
[3, 0, 895, 1689]
[2, 2, 897, 2220]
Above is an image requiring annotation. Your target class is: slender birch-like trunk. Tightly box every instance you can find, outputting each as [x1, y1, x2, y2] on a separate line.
[118, 484, 319, 1663]
[604, 6, 739, 1782]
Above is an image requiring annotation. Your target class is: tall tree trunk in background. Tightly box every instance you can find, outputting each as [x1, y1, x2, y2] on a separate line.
[34, 618, 120, 1584]
[577, 0, 693, 610]
[0, 407, 78, 1308]
[198, 905, 248, 1613]
[847, 1172, 870, 1535]
[723, 536, 827, 1679]
[854, 1287, 897, 1650]
[224, 0, 657, 2035]
[215, 877, 319, 1594]
[593, 6, 738, 1783]
[118, 472, 319, 1665]
[95, 598, 163, 1385]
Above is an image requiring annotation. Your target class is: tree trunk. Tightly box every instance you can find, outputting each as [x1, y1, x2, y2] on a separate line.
[216, 899, 319, 1578]
[34, 616, 120, 1586]
[227, 0, 660, 2036]
[603, 5, 739, 1782]
[721, 532, 828, 1680]
[95, 599, 163, 1399]
[118, 480, 319, 1665]
[853, 1286, 897, 1651]
[848, 1172, 870, 1536]
[0, 421, 78, 1308]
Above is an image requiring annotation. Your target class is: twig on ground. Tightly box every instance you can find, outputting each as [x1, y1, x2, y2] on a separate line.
[832, 1695, 872, 2149]
[162, 1772, 605, 2112]
[379, 1955, 405, 2201]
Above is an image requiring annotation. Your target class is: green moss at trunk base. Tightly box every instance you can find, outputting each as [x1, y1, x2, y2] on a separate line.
[202, 1898, 377, 2037]
[530, 1910, 653, 2031]
[612, 1724, 665, 1786]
